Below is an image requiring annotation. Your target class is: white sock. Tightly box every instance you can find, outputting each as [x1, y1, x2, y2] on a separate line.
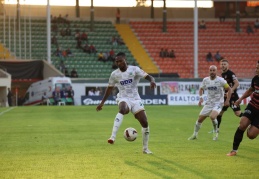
[111, 113, 124, 139]
[142, 127, 150, 150]
[212, 119, 218, 132]
[194, 120, 202, 135]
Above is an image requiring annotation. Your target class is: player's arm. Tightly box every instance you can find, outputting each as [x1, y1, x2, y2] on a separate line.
[231, 79, 239, 93]
[224, 84, 232, 106]
[96, 86, 113, 111]
[235, 87, 254, 106]
[198, 88, 204, 106]
[145, 75, 156, 89]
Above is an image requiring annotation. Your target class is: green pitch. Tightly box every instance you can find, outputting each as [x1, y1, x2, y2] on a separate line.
[0, 105, 258, 178]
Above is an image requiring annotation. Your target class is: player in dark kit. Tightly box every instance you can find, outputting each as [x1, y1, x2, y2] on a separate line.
[215, 59, 243, 132]
[227, 60, 259, 156]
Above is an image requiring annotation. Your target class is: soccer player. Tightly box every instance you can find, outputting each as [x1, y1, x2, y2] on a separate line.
[227, 61, 259, 156]
[188, 65, 232, 140]
[215, 59, 243, 132]
[96, 52, 156, 154]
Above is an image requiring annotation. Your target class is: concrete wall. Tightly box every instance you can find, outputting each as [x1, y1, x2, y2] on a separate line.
[43, 60, 63, 79]
[0, 69, 11, 107]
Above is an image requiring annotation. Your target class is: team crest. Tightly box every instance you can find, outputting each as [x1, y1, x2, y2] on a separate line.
[129, 72, 134, 77]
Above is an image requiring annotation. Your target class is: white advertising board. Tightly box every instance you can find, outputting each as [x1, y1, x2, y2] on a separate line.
[161, 81, 251, 95]
[168, 94, 251, 105]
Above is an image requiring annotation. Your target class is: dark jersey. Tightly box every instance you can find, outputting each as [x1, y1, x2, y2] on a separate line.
[221, 69, 238, 94]
[249, 75, 259, 110]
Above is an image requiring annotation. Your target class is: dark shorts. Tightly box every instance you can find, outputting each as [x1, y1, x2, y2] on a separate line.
[243, 104, 259, 129]
[222, 93, 241, 112]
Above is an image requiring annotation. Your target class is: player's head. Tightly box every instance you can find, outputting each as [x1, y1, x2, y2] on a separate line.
[220, 59, 229, 72]
[115, 52, 127, 70]
[209, 65, 217, 79]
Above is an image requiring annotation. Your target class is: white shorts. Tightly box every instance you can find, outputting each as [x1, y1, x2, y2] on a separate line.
[199, 103, 223, 116]
[116, 97, 145, 114]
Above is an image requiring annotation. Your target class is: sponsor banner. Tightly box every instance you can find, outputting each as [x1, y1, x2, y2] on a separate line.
[161, 82, 179, 94]
[238, 83, 251, 94]
[161, 81, 251, 95]
[141, 95, 167, 105]
[81, 95, 168, 105]
[168, 94, 207, 105]
[82, 96, 117, 105]
[168, 94, 251, 105]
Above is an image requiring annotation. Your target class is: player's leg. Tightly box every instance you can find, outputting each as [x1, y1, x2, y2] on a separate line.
[234, 110, 243, 117]
[209, 100, 227, 133]
[210, 110, 219, 131]
[232, 94, 243, 118]
[188, 105, 209, 140]
[227, 103, 255, 156]
[210, 104, 222, 140]
[217, 107, 226, 130]
[188, 116, 208, 139]
[108, 100, 130, 144]
[233, 107, 243, 118]
[210, 110, 220, 140]
[246, 125, 259, 139]
[132, 100, 152, 154]
[213, 99, 242, 133]
[227, 116, 250, 156]
[208, 110, 224, 134]
[216, 96, 228, 130]
[246, 109, 259, 139]
[134, 110, 152, 154]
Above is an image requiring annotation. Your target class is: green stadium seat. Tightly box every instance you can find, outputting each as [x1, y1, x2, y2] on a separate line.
[48, 98, 55, 105]
[1, 19, 138, 78]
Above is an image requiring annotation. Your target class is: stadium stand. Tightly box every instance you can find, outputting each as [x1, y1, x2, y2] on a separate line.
[0, 18, 139, 78]
[0, 18, 47, 60]
[0, 44, 12, 59]
[130, 20, 259, 78]
[1, 17, 258, 79]
[115, 24, 159, 74]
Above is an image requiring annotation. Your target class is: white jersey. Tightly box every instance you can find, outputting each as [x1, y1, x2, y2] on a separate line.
[200, 76, 228, 105]
[108, 65, 148, 100]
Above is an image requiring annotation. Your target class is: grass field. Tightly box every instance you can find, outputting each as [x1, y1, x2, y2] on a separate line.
[0, 105, 258, 179]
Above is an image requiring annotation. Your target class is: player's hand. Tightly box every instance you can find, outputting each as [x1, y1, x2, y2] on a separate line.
[96, 103, 104, 111]
[234, 99, 242, 106]
[198, 98, 203, 107]
[150, 81, 156, 90]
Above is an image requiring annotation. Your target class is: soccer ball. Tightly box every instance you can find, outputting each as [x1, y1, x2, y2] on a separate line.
[123, 127, 138, 141]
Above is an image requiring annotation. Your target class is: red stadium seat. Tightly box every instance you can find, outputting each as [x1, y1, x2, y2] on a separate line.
[130, 20, 258, 78]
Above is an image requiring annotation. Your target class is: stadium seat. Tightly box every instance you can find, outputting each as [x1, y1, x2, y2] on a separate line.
[130, 20, 258, 78]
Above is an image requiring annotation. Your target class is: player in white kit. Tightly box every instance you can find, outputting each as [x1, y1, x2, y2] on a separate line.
[188, 65, 232, 140]
[96, 52, 156, 154]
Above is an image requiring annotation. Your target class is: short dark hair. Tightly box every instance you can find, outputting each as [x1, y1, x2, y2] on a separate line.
[220, 59, 228, 63]
[116, 52, 126, 57]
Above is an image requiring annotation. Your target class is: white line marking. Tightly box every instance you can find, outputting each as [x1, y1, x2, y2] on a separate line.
[0, 107, 15, 116]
